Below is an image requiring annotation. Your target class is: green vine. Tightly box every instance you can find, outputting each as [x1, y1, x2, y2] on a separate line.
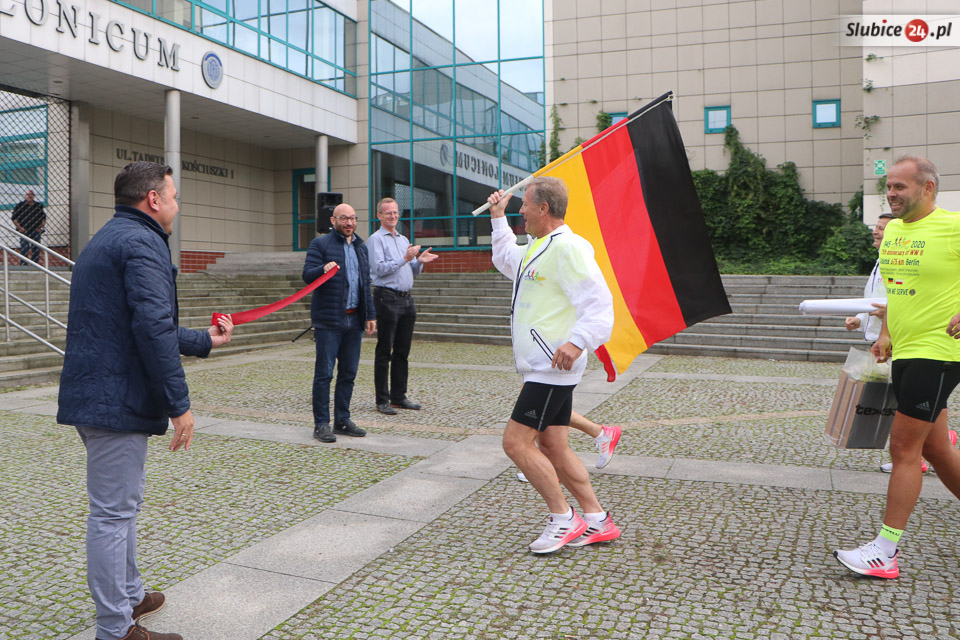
[596, 110, 612, 132]
[855, 114, 880, 139]
[548, 105, 563, 162]
[691, 126, 874, 274]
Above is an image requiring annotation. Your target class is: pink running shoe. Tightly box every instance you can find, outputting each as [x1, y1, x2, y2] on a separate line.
[596, 425, 622, 469]
[567, 512, 622, 547]
[529, 510, 589, 554]
[834, 542, 899, 579]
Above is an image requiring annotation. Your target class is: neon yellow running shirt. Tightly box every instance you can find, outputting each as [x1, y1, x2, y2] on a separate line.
[879, 207, 960, 361]
[522, 235, 548, 270]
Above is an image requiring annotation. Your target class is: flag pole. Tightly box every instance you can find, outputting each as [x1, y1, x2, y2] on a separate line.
[471, 92, 674, 216]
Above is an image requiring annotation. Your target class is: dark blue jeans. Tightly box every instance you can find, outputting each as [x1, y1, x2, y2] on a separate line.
[312, 318, 363, 426]
[19, 231, 42, 265]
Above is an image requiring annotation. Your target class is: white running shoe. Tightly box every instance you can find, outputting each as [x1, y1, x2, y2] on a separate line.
[833, 541, 899, 579]
[517, 472, 528, 483]
[595, 425, 622, 469]
[528, 510, 588, 554]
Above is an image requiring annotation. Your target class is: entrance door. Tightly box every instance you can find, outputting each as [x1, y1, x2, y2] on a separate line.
[292, 169, 316, 251]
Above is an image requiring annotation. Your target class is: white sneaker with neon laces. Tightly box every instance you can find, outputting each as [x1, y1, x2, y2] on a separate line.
[833, 541, 900, 579]
[528, 510, 588, 554]
[595, 425, 622, 469]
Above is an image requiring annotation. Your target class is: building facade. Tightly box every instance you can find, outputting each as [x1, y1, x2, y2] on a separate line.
[0, 0, 950, 271]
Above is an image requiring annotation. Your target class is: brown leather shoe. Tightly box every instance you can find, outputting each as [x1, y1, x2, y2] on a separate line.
[132, 592, 165, 622]
[107, 623, 183, 640]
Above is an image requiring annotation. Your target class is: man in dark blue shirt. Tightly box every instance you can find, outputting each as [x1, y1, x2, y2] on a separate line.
[303, 203, 376, 443]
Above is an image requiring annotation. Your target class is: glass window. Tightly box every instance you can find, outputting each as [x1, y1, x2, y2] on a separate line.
[456, 82, 497, 137]
[122, 0, 153, 12]
[372, 144, 413, 232]
[266, 0, 286, 40]
[610, 112, 628, 125]
[412, 0, 453, 66]
[288, 5, 308, 49]
[157, 0, 191, 27]
[704, 106, 731, 133]
[813, 99, 841, 128]
[231, 0, 256, 20]
[288, 46, 307, 75]
[199, 8, 229, 43]
[262, 35, 285, 66]
[454, 0, 497, 63]
[500, 132, 544, 174]
[499, 0, 542, 61]
[411, 68, 454, 138]
[500, 58, 544, 107]
[233, 23, 258, 54]
[313, 6, 337, 65]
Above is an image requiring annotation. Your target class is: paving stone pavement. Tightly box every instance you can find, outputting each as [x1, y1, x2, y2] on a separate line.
[3, 340, 960, 639]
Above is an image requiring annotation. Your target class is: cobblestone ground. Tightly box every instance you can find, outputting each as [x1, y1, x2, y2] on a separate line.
[0, 412, 416, 640]
[569, 416, 890, 473]
[185, 340, 601, 440]
[266, 473, 960, 640]
[5, 345, 960, 640]
[645, 355, 842, 378]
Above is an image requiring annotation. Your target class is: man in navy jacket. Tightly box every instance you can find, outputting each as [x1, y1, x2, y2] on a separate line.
[303, 202, 376, 443]
[58, 162, 233, 640]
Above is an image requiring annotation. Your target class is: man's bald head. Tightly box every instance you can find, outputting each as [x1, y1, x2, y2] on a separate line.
[331, 203, 358, 239]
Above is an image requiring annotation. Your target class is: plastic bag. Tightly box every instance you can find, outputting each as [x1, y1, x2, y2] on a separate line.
[841, 347, 891, 383]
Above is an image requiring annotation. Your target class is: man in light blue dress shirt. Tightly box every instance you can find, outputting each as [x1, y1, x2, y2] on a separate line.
[368, 198, 437, 414]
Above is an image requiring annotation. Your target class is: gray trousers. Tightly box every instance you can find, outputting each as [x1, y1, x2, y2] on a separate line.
[76, 426, 148, 640]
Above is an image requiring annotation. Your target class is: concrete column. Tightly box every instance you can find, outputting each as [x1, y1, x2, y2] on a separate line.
[165, 89, 181, 268]
[69, 101, 92, 258]
[315, 134, 328, 193]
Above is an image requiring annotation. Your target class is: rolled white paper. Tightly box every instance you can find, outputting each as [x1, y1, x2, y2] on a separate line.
[799, 297, 886, 316]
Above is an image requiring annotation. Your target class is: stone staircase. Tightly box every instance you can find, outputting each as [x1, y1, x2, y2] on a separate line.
[0, 250, 871, 389]
[409, 272, 870, 362]
[0, 256, 317, 389]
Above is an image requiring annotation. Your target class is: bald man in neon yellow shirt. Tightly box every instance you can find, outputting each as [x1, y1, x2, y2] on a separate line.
[834, 156, 960, 579]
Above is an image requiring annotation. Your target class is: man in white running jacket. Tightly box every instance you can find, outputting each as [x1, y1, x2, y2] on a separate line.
[486, 176, 621, 554]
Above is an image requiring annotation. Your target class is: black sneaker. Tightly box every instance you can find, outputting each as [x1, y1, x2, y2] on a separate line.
[377, 403, 399, 415]
[313, 424, 336, 443]
[333, 419, 366, 437]
[391, 397, 421, 410]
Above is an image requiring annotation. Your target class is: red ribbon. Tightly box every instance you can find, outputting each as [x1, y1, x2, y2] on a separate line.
[211, 264, 339, 326]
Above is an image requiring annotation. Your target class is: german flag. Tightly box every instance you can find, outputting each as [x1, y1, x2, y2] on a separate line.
[535, 92, 730, 381]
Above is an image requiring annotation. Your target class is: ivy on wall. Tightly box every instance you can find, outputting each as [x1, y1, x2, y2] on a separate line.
[693, 126, 875, 275]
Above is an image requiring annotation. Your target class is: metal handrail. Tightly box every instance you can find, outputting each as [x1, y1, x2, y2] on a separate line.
[0, 224, 72, 352]
[0, 287, 68, 329]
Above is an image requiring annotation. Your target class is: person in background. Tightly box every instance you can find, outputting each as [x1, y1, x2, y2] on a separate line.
[303, 203, 376, 443]
[11, 189, 46, 265]
[368, 197, 437, 415]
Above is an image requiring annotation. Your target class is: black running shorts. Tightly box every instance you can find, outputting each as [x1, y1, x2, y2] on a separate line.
[891, 358, 960, 422]
[511, 382, 576, 431]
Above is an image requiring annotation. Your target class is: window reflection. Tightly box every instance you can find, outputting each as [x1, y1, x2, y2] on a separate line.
[499, 0, 542, 60]
[370, 0, 545, 249]
[112, 0, 357, 95]
[454, 0, 497, 63]
[157, 0, 191, 27]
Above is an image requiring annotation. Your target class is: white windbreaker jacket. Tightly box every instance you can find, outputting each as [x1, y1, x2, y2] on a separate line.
[491, 216, 614, 385]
